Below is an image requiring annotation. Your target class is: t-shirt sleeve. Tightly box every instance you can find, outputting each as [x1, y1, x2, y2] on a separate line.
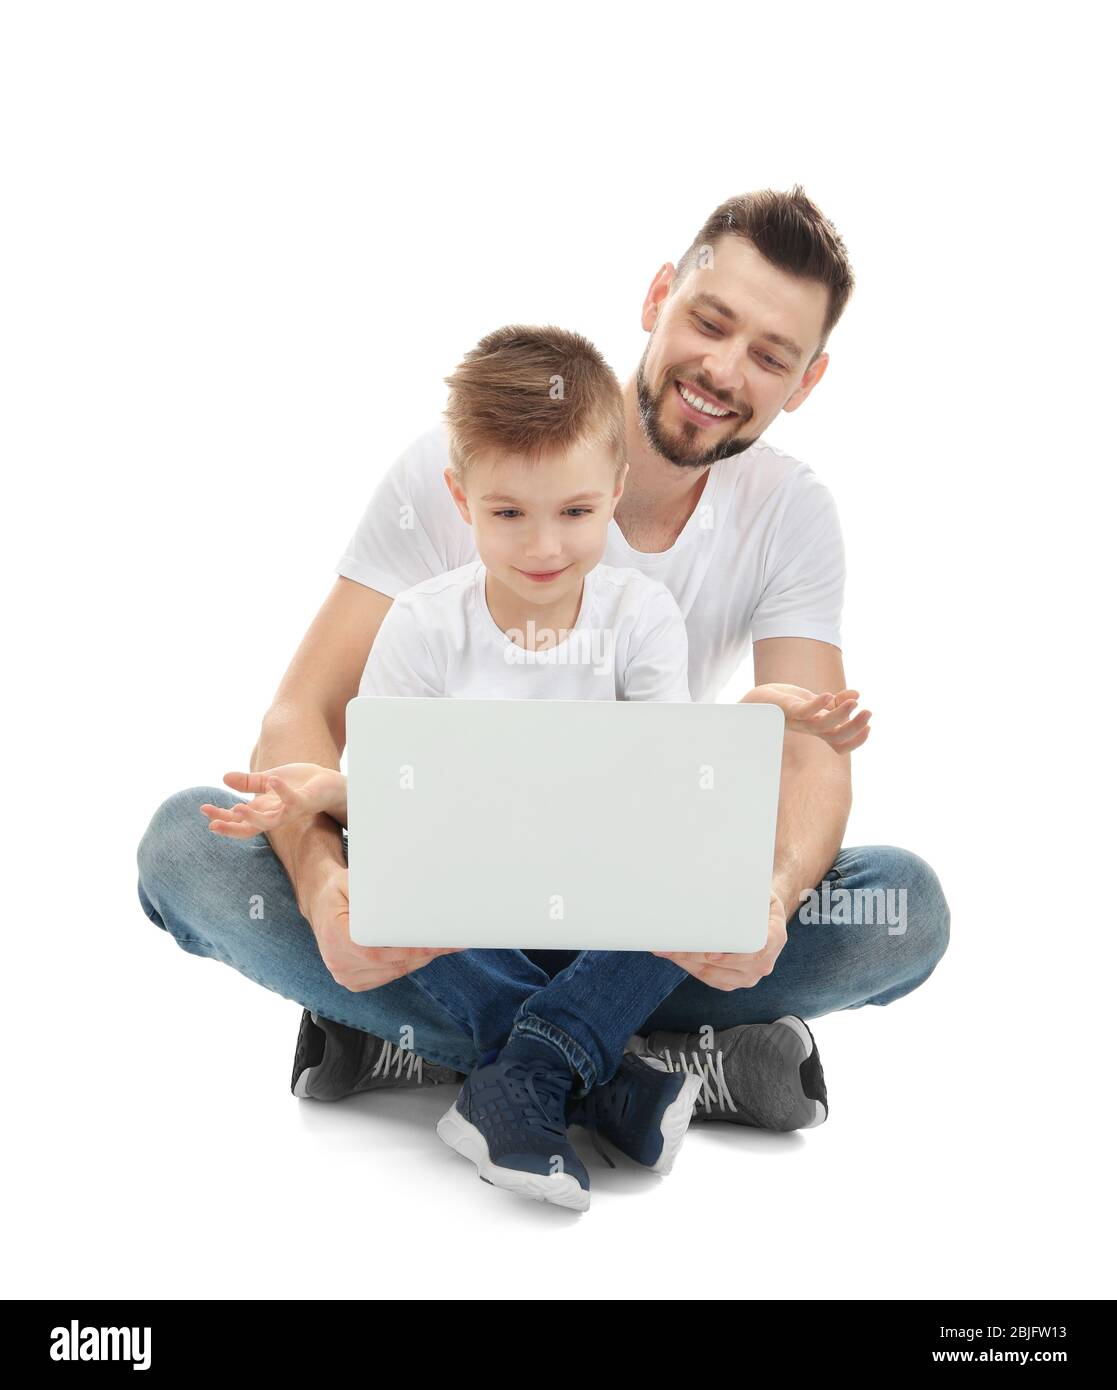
[749, 469, 845, 647]
[336, 425, 474, 598]
[358, 598, 445, 698]
[621, 586, 693, 703]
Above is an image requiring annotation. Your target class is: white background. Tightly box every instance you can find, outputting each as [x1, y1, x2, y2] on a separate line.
[3, 0, 1113, 1300]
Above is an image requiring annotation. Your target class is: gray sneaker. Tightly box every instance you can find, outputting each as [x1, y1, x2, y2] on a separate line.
[291, 1010, 465, 1101]
[641, 1016, 828, 1131]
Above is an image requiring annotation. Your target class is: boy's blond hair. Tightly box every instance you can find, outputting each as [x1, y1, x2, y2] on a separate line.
[443, 324, 626, 483]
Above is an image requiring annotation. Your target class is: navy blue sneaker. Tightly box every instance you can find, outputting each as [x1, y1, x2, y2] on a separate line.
[436, 1048, 591, 1211]
[568, 1053, 703, 1175]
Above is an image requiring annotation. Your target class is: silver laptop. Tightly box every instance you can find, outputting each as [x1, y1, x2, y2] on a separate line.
[345, 696, 784, 953]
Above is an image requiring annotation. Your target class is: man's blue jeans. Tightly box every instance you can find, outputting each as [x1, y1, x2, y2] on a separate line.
[136, 787, 951, 1096]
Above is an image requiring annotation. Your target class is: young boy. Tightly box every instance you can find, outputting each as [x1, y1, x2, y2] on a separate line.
[203, 325, 865, 1211]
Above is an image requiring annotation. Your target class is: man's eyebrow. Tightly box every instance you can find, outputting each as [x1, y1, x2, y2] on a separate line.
[691, 292, 804, 361]
[480, 491, 606, 504]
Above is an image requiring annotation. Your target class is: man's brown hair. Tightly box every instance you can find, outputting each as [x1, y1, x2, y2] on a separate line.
[443, 324, 626, 482]
[674, 185, 855, 360]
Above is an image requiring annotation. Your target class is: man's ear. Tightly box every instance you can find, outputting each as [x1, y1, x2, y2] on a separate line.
[640, 263, 676, 333]
[443, 467, 472, 525]
[611, 461, 629, 512]
[783, 351, 830, 414]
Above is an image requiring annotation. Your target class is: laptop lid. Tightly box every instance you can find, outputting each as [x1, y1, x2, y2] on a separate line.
[345, 696, 784, 953]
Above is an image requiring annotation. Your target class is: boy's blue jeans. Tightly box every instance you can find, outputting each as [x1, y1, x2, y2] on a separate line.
[136, 787, 951, 1097]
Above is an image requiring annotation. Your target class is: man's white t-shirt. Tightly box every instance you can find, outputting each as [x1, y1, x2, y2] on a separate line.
[338, 422, 845, 703]
[358, 559, 692, 702]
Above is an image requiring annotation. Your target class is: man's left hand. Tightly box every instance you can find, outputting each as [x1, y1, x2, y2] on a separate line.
[652, 888, 789, 991]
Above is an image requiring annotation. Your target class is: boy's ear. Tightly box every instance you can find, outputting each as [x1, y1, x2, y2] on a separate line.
[444, 467, 473, 525]
[611, 462, 628, 508]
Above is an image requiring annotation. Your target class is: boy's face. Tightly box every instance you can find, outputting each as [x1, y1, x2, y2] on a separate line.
[445, 437, 625, 606]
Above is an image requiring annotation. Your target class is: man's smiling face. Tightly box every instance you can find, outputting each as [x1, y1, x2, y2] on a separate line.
[636, 235, 832, 468]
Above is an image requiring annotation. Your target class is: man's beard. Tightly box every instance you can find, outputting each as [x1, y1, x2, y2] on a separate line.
[635, 350, 757, 469]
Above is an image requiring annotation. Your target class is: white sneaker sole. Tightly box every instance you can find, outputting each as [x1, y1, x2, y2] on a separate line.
[651, 1073, 705, 1175]
[436, 1103, 590, 1212]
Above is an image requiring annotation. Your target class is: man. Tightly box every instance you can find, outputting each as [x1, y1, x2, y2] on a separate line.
[137, 185, 950, 1162]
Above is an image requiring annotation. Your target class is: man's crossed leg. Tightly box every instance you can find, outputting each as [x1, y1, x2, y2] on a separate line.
[137, 786, 950, 1204]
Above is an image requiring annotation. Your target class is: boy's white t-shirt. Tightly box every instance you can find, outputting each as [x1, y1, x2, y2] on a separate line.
[339, 422, 845, 703]
[358, 559, 692, 702]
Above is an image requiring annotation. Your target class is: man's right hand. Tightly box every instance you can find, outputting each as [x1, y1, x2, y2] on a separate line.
[301, 860, 461, 991]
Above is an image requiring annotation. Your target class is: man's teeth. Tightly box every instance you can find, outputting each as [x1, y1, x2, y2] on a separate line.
[678, 382, 732, 417]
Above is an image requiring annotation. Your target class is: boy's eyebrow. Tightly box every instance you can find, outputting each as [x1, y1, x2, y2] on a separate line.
[691, 291, 804, 361]
[481, 490, 607, 505]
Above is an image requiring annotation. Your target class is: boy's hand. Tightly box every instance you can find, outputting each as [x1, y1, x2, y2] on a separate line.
[652, 889, 789, 991]
[743, 683, 871, 753]
[200, 764, 348, 837]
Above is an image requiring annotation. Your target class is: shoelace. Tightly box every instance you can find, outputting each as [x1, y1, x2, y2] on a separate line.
[370, 1039, 424, 1083]
[658, 1048, 737, 1116]
[577, 1086, 623, 1169]
[501, 1059, 581, 1143]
